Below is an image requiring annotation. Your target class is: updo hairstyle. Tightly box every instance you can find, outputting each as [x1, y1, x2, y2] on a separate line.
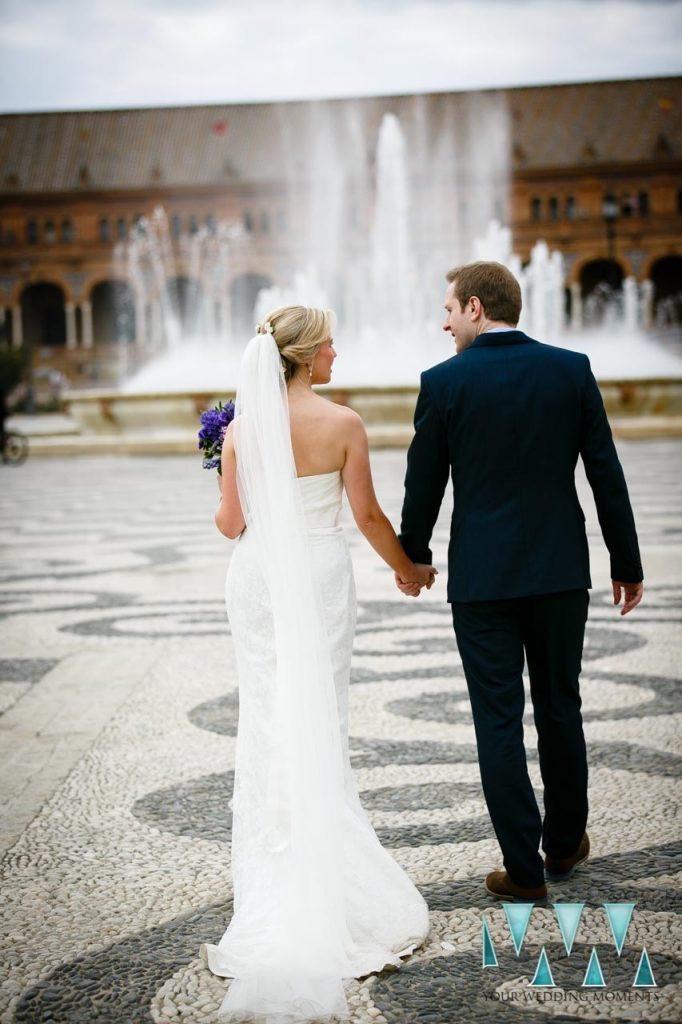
[257, 305, 335, 384]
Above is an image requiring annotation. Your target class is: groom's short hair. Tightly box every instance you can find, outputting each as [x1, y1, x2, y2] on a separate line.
[447, 261, 522, 324]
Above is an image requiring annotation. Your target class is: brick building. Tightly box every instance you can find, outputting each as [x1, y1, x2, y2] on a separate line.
[0, 76, 680, 390]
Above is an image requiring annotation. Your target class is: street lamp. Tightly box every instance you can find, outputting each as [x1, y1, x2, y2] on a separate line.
[602, 194, 619, 291]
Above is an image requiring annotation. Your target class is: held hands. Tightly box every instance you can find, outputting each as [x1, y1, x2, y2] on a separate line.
[612, 579, 644, 615]
[394, 563, 438, 598]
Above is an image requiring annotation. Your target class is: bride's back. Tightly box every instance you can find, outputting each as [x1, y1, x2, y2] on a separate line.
[288, 388, 353, 478]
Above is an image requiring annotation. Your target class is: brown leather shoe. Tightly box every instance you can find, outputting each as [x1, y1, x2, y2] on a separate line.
[485, 870, 548, 904]
[544, 832, 590, 881]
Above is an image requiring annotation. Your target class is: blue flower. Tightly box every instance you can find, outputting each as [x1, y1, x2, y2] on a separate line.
[197, 400, 235, 472]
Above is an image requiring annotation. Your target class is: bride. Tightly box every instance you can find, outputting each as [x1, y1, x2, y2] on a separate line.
[202, 305, 435, 1022]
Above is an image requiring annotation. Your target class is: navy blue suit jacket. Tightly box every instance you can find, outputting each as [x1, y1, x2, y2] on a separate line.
[399, 330, 643, 603]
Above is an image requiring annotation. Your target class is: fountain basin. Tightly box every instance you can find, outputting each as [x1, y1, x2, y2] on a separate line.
[12, 378, 680, 456]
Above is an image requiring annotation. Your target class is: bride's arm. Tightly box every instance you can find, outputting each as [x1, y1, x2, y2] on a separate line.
[341, 411, 436, 587]
[215, 422, 246, 539]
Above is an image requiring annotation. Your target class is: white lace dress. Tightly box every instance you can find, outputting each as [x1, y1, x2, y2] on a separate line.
[203, 470, 429, 1012]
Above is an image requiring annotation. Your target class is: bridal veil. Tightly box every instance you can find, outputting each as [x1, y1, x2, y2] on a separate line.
[209, 332, 352, 1022]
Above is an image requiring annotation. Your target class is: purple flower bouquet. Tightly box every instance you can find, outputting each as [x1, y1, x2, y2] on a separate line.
[197, 400, 235, 474]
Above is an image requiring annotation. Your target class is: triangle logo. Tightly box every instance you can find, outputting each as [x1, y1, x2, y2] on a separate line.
[604, 903, 635, 956]
[530, 947, 555, 988]
[583, 947, 606, 987]
[482, 916, 498, 968]
[554, 902, 584, 956]
[633, 948, 657, 988]
[503, 903, 534, 956]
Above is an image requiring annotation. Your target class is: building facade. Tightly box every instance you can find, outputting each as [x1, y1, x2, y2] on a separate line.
[0, 76, 680, 391]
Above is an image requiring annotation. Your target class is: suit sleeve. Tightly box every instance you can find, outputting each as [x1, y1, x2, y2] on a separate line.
[398, 373, 450, 565]
[579, 357, 643, 583]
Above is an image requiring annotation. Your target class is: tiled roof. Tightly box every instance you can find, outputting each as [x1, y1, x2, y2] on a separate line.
[0, 77, 679, 193]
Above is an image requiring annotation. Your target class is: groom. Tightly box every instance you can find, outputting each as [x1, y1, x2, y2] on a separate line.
[397, 261, 643, 903]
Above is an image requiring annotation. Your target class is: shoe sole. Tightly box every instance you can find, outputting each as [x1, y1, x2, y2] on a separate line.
[484, 883, 548, 905]
[544, 850, 590, 881]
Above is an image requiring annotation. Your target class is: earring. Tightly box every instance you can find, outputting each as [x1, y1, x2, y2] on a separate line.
[308, 362, 314, 382]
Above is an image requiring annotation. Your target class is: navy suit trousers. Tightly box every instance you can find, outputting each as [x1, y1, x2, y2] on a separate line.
[451, 588, 590, 888]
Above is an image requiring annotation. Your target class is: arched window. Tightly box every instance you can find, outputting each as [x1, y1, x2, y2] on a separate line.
[206, 213, 217, 235]
[548, 197, 559, 222]
[243, 210, 254, 233]
[117, 217, 127, 240]
[99, 217, 110, 243]
[61, 218, 74, 242]
[171, 214, 182, 239]
[27, 219, 38, 244]
[531, 197, 542, 222]
[45, 219, 56, 243]
[565, 196, 576, 220]
[189, 214, 199, 235]
[638, 190, 650, 216]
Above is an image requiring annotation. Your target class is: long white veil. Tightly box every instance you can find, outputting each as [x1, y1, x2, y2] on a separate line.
[218, 332, 352, 1022]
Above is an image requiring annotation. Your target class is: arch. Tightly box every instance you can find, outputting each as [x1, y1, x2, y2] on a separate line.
[10, 274, 75, 308]
[580, 258, 624, 297]
[91, 279, 136, 344]
[568, 252, 634, 288]
[230, 272, 273, 337]
[650, 256, 682, 327]
[21, 282, 66, 348]
[84, 274, 142, 305]
[579, 259, 625, 328]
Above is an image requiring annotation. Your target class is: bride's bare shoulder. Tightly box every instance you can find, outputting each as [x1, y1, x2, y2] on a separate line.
[320, 397, 365, 435]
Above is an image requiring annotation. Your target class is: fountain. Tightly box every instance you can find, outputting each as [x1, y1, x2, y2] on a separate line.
[58, 100, 681, 452]
[117, 95, 513, 392]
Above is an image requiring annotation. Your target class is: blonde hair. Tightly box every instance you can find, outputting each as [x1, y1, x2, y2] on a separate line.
[257, 305, 335, 384]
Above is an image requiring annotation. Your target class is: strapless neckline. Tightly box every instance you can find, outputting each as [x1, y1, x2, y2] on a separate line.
[296, 469, 342, 481]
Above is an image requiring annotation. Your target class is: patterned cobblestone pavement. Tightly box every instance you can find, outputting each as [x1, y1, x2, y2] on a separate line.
[0, 442, 680, 1024]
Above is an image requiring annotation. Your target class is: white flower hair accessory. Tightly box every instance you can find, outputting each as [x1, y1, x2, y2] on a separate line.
[256, 321, 274, 336]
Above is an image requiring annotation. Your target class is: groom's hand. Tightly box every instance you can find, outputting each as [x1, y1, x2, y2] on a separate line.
[394, 564, 437, 598]
[612, 579, 644, 615]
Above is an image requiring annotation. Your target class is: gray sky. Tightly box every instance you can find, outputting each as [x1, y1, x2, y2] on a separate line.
[1, 0, 681, 113]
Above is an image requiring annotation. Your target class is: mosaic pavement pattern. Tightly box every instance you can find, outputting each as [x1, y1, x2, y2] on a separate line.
[0, 442, 680, 1024]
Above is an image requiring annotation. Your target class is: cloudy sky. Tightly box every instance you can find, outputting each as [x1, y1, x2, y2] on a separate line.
[1, 0, 680, 113]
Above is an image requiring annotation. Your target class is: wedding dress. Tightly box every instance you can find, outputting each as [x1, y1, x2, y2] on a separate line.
[201, 334, 429, 1023]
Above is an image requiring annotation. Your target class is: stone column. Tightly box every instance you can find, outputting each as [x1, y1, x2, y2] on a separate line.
[570, 282, 582, 331]
[80, 300, 93, 348]
[11, 306, 23, 348]
[65, 300, 77, 350]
